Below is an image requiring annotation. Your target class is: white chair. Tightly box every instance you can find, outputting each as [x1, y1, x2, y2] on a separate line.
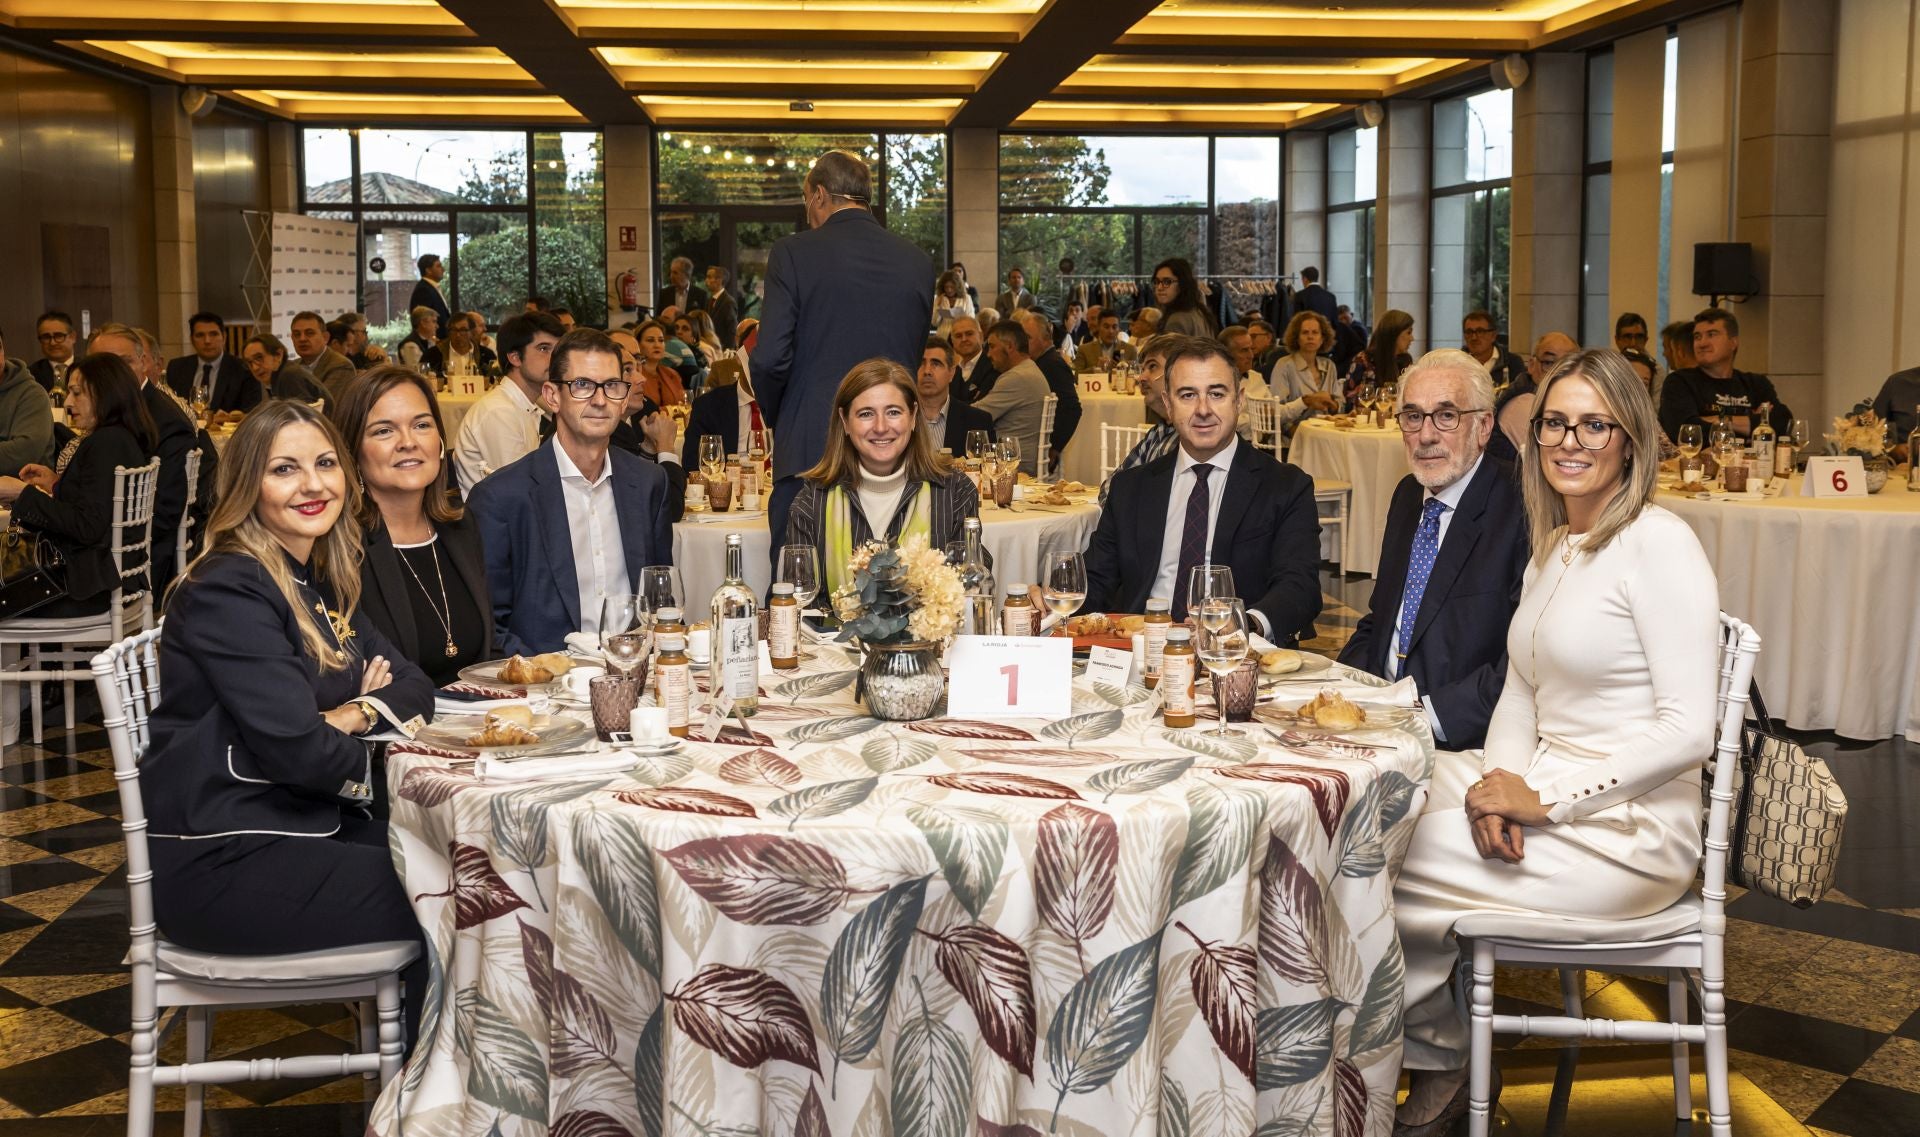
[0, 458, 160, 745]
[1037, 394, 1059, 481]
[175, 447, 202, 577]
[1100, 423, 1151, 482]
[1248, 397, 1284, 457]
[1311, 478, 1351, 568]
[1458, 613, 1762, 1137]
[92, 625, 419, 1137]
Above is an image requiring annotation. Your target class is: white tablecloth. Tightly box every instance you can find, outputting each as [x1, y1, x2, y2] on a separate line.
[435, 388, 485, 440]
[1660, 476, 1920, 742]
[674, 500, 1102, 609]
[1055, 390, 1146, 485]
[1285, 419, 1408, 577]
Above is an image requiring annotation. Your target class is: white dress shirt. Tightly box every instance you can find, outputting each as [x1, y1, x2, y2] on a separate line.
[957, 352, 985, 386]
[922, 394, 951, 447]
[1385, 454, 1482, 741]
[191, 355, 223, 395]
[1150, 435, 1238, 604]
[454, 378, 544, 494]
[552, 437, 629, 637]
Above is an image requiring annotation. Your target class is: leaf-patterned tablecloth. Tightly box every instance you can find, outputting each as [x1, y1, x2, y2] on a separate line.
[371, 658, 1434, 1137]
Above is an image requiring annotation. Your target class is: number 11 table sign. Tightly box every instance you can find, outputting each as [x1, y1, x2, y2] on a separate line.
[946, 635, 1075, 719]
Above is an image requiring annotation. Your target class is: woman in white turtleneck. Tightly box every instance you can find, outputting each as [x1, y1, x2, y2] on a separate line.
[785, 358, 983, 597]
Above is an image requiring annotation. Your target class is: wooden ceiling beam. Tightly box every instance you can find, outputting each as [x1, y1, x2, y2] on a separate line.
[953, 0, 1163, 129]
[434, 0, 647, 124]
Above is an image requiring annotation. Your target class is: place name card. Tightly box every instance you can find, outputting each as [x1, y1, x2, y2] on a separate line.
[1084, 645, 1134, 691]
[1800, 455, 1868, 498]
[947, 635, 1074, 719]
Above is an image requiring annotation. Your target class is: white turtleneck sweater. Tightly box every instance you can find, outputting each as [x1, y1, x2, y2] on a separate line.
[855, 464, 910, 537]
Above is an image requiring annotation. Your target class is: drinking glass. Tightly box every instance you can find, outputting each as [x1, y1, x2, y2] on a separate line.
[1186, 564, 1236, 621]
[599, 593, 650, 679]
[1676, 424, 1703, 460]
[1195, 597, 1251, 737]
[1790, 418, 1812, 470]
[699, 435, 726, 481]
[996, 436, 1021, 472]
[965, 429, 992, 462]
[776, 545, 820, 609]
[637, 565, 682, 617]
[1042, 552, 1087, 625]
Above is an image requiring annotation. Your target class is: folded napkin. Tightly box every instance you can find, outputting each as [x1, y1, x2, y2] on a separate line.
[1276, 674, 1421, 708]
[692, 510, 767, 524]
[434, 683, 530, 718]
[565, 632, 605, 658]
[473, 749, 636, 781]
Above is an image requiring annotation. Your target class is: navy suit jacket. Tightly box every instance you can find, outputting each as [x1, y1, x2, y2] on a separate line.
[681, 382, 742, 468]
[1087, 442, 1322, 644]
[1295, 283, 1339, 324]
[752, 209, 933, 481]
[1338, 455, 1527, 749]
[165, 354, 259, 415]
[466, 440, 675, 656]
[937, 394, 996, 455]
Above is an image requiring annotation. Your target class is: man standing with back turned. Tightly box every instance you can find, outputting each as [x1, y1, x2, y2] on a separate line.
[753, 149, 933, 552]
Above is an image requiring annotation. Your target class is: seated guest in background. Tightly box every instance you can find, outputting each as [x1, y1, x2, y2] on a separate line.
[599, 330, 687, 498]
[0, 325, 56, 478]
[1391, 349, 1719, 1133]
[467, 311, 493, 353]
[1332, 305, 1368, 375]
[1491, 330, 1576, 463]
[705, 265, 740, 349]
[1872, 363, 1920, 462]
[1130, 306, 1162, 343]
[243, 333, 329, 413]
[1154, 258, 1217, 338]
[1660, 319, 1696, 375]
[167, 311, 257, 413]
[454, 311, 562, 494]
[687, 310, 724, 361]
[993, 266, 1034, 315]
[950, 315, 995, 400]
[31, 311, 77, 393]
[673, 314, 712, 373]
[1461, 309, 1527, 390]
[1270, 310, 1341, 429]
[971, 320, 1051, 476]
[289, 311, 355, 404]
[0, 353, 155, 616]
[682, 355, 757, 467]
[636, 319, 688, 407]
[1062, 300, 1088, 350]
[786, 358, 982, 596]
[396, 306, 437, 371]
[1339, 350, 1526, 750]
[1098, 334, 1180, 505]
[335, 367, 493, 686]
[89, 325, 199, 585]
[1084, 337, 1321, 642]
[420, 311, 497, 383]
[142, 399, 432, 1043]
[918, 336, 995, 456]
[1020, 309, 1082, 460]
[932, 268, 974, 333]
[467, 329, 674, 656]
[1659, 308, 1792, 441]
[524, 296, 549, 314]
[1346, 309, 1415, 401]
[1249, 318, 1282, 375]
[1074, 311, 1138, 372]
[336, 312, 388, 370]
[1622, 347, 1660, 397]
[1219, 324, 1276, 437]
[1614, 311, 1650, 354]
[552, 308, 576, 333]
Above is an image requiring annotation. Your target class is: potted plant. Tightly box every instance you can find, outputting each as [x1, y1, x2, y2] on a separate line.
[1829, 408, 1892, 493]
[830, 534, 964, 720]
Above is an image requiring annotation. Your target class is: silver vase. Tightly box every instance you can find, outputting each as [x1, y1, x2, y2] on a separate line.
[860, 641, 945, 721]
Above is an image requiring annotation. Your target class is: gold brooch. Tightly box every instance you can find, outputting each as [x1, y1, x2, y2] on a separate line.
[316, 602, 356, 647]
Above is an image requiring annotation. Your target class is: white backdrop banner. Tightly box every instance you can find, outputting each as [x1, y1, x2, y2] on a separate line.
[269, 213, 357, 336]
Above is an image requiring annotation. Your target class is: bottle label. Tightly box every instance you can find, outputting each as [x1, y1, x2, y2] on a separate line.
[1161, 654, 1196, 717]
[1144, 622, 1170, 678]
[657, 662, 691, 727]
[769, 604, 798, 662]
[1753, 439, 1774, 471]
[1003, 602, 1035, 637]
[720, 617, 759, 700]
[1774, 442, 1794, 477]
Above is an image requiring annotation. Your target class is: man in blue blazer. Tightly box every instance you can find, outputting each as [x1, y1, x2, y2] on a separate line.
[468, 329, 674, 656]
[1085, 337, 1322, 645]
[1339, 349, 1527, 749]
[753, 149, 934, 552]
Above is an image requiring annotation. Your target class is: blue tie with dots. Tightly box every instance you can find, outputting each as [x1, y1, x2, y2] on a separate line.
[1395, 497, 1448, 675]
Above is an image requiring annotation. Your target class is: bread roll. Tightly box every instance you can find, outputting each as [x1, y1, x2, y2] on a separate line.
[530, 651, 573, 676]
[1260, 649, 1303, 675]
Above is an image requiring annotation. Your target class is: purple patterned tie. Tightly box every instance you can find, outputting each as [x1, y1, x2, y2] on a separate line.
[1172, 463, 1214, 620]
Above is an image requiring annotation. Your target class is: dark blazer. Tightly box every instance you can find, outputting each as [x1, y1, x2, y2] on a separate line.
[145, 551, 434, 839]
[466, 439, 675, 656]
[1295, 283, 1339, 324]
[409, 278, 452, 327]
[268, 361, 329, 414]
[681, 381, 742, 468]
[141, 382, 197, 586]
[30, 358, 69, 392]
[166, 354, 257, 414]
[655, 283, 709, 315]
[709, 290, 740, 349]
[935, 393, 997, 455]
[957, 354, 998, 403]
[360, 512, 496, 671]
[1337, 456, 1528, 750]
[420, 343, 497, 382]
[1033, 348, 1083, 455]
[10, 422, 151, 605]
[299, 348, 358, 403]
[1087, 442, 1322, 644]
[753, 208, 934, 481]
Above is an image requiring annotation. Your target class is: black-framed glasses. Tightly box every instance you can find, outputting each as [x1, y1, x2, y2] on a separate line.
[1532, 416, 1622, 449]
[1462, 326, 1495, 337]
[1396, 408, 1486, 433]
[37, 331, 69, 342]
[553, 378, 632, 401]
[1152, 276, 1177, 286]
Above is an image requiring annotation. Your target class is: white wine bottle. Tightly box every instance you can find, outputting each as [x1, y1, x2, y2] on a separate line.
[711, 533, 760, 716]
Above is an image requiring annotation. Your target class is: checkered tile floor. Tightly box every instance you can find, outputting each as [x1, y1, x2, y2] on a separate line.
[0, 574, 1904, 1135]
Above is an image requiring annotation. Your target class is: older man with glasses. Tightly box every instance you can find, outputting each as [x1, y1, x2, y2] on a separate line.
[1340, 349, 1527, 750]
[1459, 309, 1526, 392]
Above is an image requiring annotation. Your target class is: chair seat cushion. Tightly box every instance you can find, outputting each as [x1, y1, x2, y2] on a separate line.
[1454, 891, 1702, 945]
[153, 938, 420, 984]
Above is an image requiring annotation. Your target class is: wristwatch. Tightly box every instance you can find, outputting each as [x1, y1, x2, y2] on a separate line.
[351, 697, 380, 734]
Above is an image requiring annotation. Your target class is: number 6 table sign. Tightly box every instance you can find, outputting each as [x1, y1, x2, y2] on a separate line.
[1800, 455, 1868, 498]
[946, 635, 1075, 719]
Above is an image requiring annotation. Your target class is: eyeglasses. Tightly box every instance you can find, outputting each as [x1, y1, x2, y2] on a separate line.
[37, 332, 69, 342]
[1462, 326, 1494, 337]
[1152, 276, 1178, 287]
[1532, 416, 1622, 449]
[1396, 408, 1486, 433]
[554, 378, 633, 401]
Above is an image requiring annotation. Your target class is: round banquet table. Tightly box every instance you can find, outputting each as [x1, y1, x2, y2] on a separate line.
[372, 648, 1433, 1137]
[1284, 418, 1409, 577]
[1658, 474, 1920, 742]
[674, 498, 1102, 606]
[435, 388, 485, 440]
[1054, 388, 1146, 485]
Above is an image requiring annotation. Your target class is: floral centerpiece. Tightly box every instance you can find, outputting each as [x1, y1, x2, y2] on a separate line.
[1829, 409, 1892, 491]
[830, 534, 964, 719]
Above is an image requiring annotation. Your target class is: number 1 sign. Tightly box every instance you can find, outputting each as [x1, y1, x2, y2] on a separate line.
[946, 635, 1074, 719]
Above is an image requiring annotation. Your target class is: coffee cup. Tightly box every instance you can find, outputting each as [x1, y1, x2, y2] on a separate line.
[630, 706, 669, 742]
[563, 664, 606, 696]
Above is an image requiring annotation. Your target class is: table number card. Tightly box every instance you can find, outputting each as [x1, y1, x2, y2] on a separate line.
[1800, 455, 1867, 498]
[1078, 374, 1107, 395]
[947, 635, 1075, 719]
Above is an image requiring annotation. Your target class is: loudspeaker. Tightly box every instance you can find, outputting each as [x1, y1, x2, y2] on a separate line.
[1693, 243, 1754, 298]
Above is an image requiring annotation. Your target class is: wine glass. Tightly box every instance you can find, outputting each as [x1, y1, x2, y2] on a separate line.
[1195, 597, 1250, 737]
[1789, 418, 1812, 470]
[996, 436, 1021, 474]
[599, 593, 649, 678]
[1676, 424, 1703, 460]
[965, 429, 992, 463]
[699, 434, 726, 481]
[1042, 552, 1087, 627]
[776, 545, 820, 610]
[1185, 564, 1236, 621]
[638, 565, 682, 620]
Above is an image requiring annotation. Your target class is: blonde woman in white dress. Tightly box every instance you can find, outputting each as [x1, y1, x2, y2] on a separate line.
[1389, 349, 1721, 1136]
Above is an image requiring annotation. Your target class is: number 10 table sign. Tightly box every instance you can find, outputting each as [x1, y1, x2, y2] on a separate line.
[946, 635, 1075, 719]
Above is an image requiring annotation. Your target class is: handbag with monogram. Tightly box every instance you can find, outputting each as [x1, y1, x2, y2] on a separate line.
[0, 524, 68, 620]
[1724, 683, 1848, 908]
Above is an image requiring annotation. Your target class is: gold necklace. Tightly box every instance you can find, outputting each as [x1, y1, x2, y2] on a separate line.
[396, 535, 460, 658]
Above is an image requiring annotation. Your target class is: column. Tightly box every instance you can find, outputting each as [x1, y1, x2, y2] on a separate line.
[1668, 7, 1740, 322]
[1609, 27, 1667, 332]
[1284, 131, 1327, 283]
[1375, 99, 1429, 351]
[1508, 53, 1585, 347]
[950, 127, 998, 304]
[604, 124, 652, 329]
[149, 88, 197, 360]
[1736, 0, 1836, 421]
[265, 121, 298, 214]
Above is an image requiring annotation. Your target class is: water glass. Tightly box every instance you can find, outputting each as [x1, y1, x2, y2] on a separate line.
[588, 674, 645, 742]
[1043, 552, 1087, 623]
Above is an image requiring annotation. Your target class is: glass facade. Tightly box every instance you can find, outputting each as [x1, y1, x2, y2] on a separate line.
[1581, 52, 1614, 345]
[1327, 126, 1377, 325]
[1430, 89, 1514, 341]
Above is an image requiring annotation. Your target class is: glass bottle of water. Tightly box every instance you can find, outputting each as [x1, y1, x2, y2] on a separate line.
[711, 533, 760, 716]
[1751, 403, 1776, 475]
[956, 517, 996, 635]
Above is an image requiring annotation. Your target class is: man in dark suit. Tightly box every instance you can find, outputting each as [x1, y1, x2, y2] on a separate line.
[1339, 349, 1527, 750]
[1293, 266, 1338, 324]
[30, 311, 77, 392]
[1085, 338, 1321, 644]
[918, 335, 995, 455]
[704, 265, 740, 349]
[754, 149, 934, 552]
[165, 311, 259, 414]
[656, 256, 709, 317]
[408, 254, 452, 330]
[91, 324, 199, 586]
[950, 315, 996, 401]
[288, 310, 356, 405]
[467, 330, 674, 656]
[679, 363, 766, 469]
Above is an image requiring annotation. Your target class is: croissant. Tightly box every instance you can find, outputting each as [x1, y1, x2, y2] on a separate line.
[1298, 689, 1366, 730]
[466, 712, 540, 747]
[499, 655, 555, 685]
[529, 651, 573, 676]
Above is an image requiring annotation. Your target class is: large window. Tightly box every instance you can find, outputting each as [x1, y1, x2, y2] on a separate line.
[299, 128, 605, 343]
[1657, 33, 1678, 326]
[1327, 126, 1377, 325]
[1580, 52, 1614, 345]
[1430, 88, 1513, 343]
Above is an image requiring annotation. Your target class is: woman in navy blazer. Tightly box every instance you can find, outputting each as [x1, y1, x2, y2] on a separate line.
[143, 400, 434, 1035]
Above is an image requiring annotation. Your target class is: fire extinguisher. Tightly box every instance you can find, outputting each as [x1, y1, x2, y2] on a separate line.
[616, 269, 640, 311]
